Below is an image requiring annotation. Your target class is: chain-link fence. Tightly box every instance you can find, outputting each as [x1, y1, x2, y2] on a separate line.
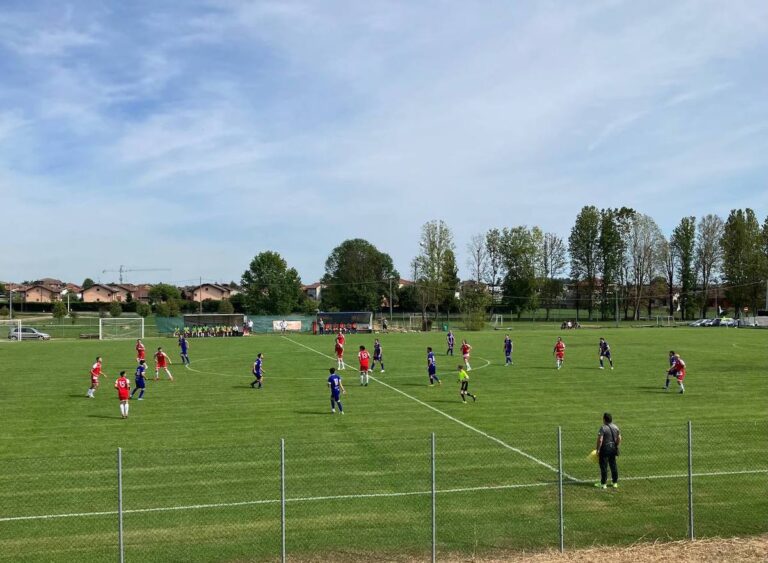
[1, 421, 766, 562]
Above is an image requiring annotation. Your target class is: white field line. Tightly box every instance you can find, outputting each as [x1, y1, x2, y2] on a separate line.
[2, 469, 766, 523]
[282, 336, 576, 481]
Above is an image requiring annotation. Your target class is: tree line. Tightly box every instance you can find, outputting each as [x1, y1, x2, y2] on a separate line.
[234, 209, 768, 320]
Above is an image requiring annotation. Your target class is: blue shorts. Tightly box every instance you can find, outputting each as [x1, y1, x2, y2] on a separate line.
[135, 379, 146, 389]
[331, 390, 341, 401]
[428, 365, 436, 376]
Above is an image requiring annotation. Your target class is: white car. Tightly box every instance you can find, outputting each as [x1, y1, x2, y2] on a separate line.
[8, 327, 51, 340]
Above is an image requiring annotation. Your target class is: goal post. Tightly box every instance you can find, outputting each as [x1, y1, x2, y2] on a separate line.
[656, 316, 675, 327]
[0, 319, 22, 341]
[99, 318, 145, 340]
[491, 314, 504, 329]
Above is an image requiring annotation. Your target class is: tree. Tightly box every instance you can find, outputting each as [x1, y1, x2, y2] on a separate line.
[627, 214, 664, 320]
[598, 208, 634, 321]
[82, 278, 95, 290]
[658, 236, 678, 317]
[149, 283, 181, 303]
[695, 214, 724, 318]
[568, 206, 601, 320]
[539, 232, 566, 320]
[484, 228, 506, 308]
[721, 209, 765, 315]
[321, 239, 398, 312]
[0, 282, 6, 294]
[52, 301, 67, 320]
[136, 302, 151, 318]
[397, 284, 420, 312]
[218, 299, 235, 314]
[466, 233, 488, 283]
[109, 302, 123, 318]
[460, 283, 491, 330]
[155, 302, 170, 317]
[671, 217, 697, 320]
[500, 226, 540, 320]
[412, 220, 456, 319]
[242, 251, 303, 315]
[439, 249, 460, 312]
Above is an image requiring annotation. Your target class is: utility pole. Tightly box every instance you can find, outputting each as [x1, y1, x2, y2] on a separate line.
[8, 289, 13, 320]
[199, 276, 203, 315]
[389, 276, 394, 322]
[614, 287, 619, 328]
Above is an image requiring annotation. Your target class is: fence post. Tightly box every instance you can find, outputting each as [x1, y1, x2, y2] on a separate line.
[431, 432, 436, 563]
[280, 438, 286, 563]
[117, 447, 124, 563]
[687, 421, 694, 540]
[557, 427, 564, 553]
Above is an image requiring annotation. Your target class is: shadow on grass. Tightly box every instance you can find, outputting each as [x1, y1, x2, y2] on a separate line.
[87, 414, 122, 419]
[294, 410, 332, 416]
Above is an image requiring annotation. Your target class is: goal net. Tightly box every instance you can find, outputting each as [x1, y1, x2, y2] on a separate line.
[99, 318, 144, 340]
[491, 314, 504, 329]
[656, 316, 675, 327]
[0, 319, 22, 342]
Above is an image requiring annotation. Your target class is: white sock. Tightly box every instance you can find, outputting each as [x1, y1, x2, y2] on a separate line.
[466, 362, 471, 370]
[125, 403, 129, 415]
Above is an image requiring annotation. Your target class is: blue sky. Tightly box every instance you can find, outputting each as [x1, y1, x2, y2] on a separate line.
[2, 0, 767, 286]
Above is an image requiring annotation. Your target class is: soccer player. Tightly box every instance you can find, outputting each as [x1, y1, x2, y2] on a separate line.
[599, 338, 614, 370]
[131, 360, 147, 400]
[457, 365, 477, 403]
[251, 353, 264, 389]
[664, 352, 687, 394]
[427, 347, 441, 386]
[115, 370, 131, 419]
[372, 339, 385, 373]
[178, 334, 190, 366]
[335, 330, 346, 370]
[461, 339, 472, 371]
[553, 337, 566, 370]
[504, 335, 513, 366]
[446, 331, 455, 356]
[87, 356, 106, 398]
[327, 367, 346, 414]
[135, 339, 146, 364]
[358, 345, 371, 386]
[154, 347, 174, 382]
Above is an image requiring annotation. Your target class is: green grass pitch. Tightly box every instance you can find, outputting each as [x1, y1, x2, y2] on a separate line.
[0, 327, 766, 562]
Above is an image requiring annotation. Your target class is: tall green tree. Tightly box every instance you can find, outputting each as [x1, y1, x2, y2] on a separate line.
[321, 239, 398, 312]
[109, 302, 123, 318]
[627, 214, 664, 320]
[598, 209, 622, 320]
[439, 249, 460, 312]
[538, 232, 566, 320]
[412, 220, 456, 318]
[148, 283, 181, 303]
[52, 300, 67, 320]
[241, 251, 303, 315]
[568, 206, 601, 320]
[484, 228, 506, 311]
[501, 226, 540, 320]
[218, 299, 235, 314]
[671, 216, 697, 320]
[82, 278, 95, 290]
[721, 209, 765, 315]
[136, 302, 151, 318]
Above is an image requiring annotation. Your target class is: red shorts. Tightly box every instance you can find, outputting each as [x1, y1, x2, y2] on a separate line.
[91, 376, 100, 386]
[137, 352, 145, 360]
[360, 363, 369, 371]
[463, 353, 470, 360]
[676, 371, 686, 381]
[118, 390, 130, 401]
[556, 353, 564, 360]
[156, 361, 167, 368]
[335, 348, 343, 359]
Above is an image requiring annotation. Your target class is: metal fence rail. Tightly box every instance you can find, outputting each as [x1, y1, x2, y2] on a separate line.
[1, 421, 766, 562]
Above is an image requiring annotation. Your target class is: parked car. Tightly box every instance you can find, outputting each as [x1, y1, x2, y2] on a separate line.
[701, 319, 716, 326]
[8, 327, 51, 340]
[688, 319, 707, 327]
[719, 318, 736, 327]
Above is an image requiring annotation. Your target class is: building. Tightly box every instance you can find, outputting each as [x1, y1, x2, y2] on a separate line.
[81, 284, 121, 303]
[302, 282, 324, 301]
[190, 283, 232, 302]
[24, 284, 62, 303]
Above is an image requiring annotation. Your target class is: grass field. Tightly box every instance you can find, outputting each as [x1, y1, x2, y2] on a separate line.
[0, 327, 766, 562]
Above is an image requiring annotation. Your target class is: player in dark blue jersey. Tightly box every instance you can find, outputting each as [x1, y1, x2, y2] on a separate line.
[372, 339, 385, 373]
[504, 335, 513, 366]
[598, 338, 613, 370]
[446, 331, 455, 356]
[178, 335, 190, 366]
[327, 367, 346, 414]
[427, 347, 441, 386]
[251, 353, 264, 389]
[131, 360, 147, 400]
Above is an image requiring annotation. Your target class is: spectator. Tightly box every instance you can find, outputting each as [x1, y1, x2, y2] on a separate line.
[595, 412, 621, 489]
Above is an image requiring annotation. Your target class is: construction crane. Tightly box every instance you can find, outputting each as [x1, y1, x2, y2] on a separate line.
[102, 266, 171, 284]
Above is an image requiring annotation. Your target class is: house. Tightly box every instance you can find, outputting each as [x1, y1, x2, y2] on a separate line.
[112, 284, 138, 302]
[302, 282, 324, 301]
[63, 283, 83, 298]
[81, 284, 120, 303]
[190, 283, 231, 302]
[32, 278, 65, 291]
[24, 284, 62, 303]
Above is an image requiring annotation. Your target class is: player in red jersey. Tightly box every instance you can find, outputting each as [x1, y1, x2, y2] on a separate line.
[335, 330, 346, 370]
[460, 340, 472, 371]
[664, 353, 687, 394]
[154, 347, 174, 381]
[115, 370, 131, 419]
[87, 356, 106, 398]
[135, 339, 146, 364]
[553, 337, 566, 370]
[358, 345, 371, 386]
